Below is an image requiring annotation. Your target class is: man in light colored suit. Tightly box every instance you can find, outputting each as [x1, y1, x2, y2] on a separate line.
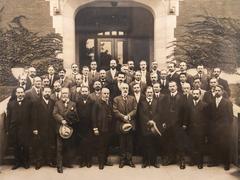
[25, 76, 42, 103]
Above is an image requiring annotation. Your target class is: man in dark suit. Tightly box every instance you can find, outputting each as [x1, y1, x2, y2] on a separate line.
[99, 69, 111, 89]
[132, 82, 144, 104]
[150, 61, 161, 80]
[44, 65, 59, 89]
[152, 83, 164, 101]
[192, 77, 206, 100]
[139, 60, 150, 84]
[32, 87, 56, 169]
[127, 60, 135, 77]
[178, 62, 194, 85]
[120, 64, 134, 84]
[25, 76, 42, 103]
[76, 86, 94, 168]
[89, 81, 102, 102]
[184, 89, 208, 169]
[67, 63, 80, 87]
[113, 83, 137, 168]
[26, 67, 36, 89]
[166, 62, 180, 84]
[10, 75, 30, 101]
[6, 87, 32, 170]
[138, 86, 160, 168]
[53, 88, 78, 173]
[110, 72, 125, 100]
[161, 81, 186, 169]
[92, 88, 113, 169]
[70, 74, 82, 102]
[148, 72, 159, 87]
[50, 81, 62, 102]
[58, 69, 72, 89]
[88, 61, 100, 85]
[129, 71, 147, 94]
[207, 85, 233, 170]
[193, 65, 209, 90]
[106, 59, 118, 83]
[212, 67, 231, 97]
[159, 69, 169, 94]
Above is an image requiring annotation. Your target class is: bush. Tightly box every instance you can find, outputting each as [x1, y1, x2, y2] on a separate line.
[31, 58, 63, 76]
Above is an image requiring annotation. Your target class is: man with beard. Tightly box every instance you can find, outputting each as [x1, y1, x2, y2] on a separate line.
[32, 87, 56, 169]
[89, 81, 102, 102]
[92, 88, 113, 169]
[207, 85, 233, 170]
[184, 89, 208, 169]
[113, 83, 137, 168]
[106, 59, 119, 83]
[53, 88, 78, 173]
[50, 81, 62, 102]
[6, 87, 32, 170]
[70, 74, 82, 102]
[212, 67, 231, 97]
[76, 86, 94, 168]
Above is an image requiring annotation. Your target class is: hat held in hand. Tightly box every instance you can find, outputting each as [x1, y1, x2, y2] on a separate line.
[120, 123, 132, 133]
[59, 124, 73, 139]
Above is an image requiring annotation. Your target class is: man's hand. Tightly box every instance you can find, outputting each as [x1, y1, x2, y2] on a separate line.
[93, 128, 99, 136]
[123, 116, 129, 122]
[182, 125, 187, 130]
[33, 130, 38, 135]
[62, 120, 67, 125]
[162, 123, 167, 129]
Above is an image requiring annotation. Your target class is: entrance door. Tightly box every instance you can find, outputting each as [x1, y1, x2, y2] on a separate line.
[97, 38, 128, 70]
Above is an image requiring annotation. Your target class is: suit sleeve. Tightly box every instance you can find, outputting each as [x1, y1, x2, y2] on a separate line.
[92, 101, 99, 129]
[127, 98, 137, 119]
[53, 102, 64, 124]
[113, 97, 125, 121]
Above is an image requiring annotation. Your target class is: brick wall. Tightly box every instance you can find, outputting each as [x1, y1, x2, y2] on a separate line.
[0, 0, 54, 35]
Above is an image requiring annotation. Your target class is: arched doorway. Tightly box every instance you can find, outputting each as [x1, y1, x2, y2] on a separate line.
[75, 6, 154, 70]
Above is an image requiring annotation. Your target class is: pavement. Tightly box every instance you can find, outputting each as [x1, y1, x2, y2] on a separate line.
[0, 164, 240, 180]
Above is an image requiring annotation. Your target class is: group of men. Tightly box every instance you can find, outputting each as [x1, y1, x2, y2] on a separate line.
[5, 59, 233, 173]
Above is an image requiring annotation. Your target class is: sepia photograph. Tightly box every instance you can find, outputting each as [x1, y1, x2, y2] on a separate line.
[0, 0, 240, 180]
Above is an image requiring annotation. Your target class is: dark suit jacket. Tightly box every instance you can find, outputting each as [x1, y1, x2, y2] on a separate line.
[25, 87, 41, 103]
[53, 99, 77, 132]
[193, 73, 209, 90]
[138, 98, 160, 136]
[92, 99, 113, 133]
[44, 74, 59, 89]
[110, 81, 122, 99]
[129, 81, 147, 95]
[6, 98, 32, 144]
[159, 79, 169, 94]
[167, 72, 180, 84]
[26, 76, 33, 90]
[106, 69, 119, 83]
[89, 92, 101, 102]
[88, 71, 100, 84]
[218, 78, 231, 97]
[59, 77, 72, 88]
[32, 98, 55, 140]
[113, 95, 137, 134]
[70, 86, 82, 102]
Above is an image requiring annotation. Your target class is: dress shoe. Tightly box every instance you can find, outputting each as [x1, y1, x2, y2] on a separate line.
[57, 167, 63, 173]
[48, 162, 56, 168]
[197, 164, 203, 169]
[119, 161, 124, 168]
[99, 164, 104, 170]
[79, 162, 86, 168]
[23, 163, 30, 169]
[128, 161, 135, 168]
[152, 163, 160, 168]
[180, 161, 186, 170]
[142, 163, 148, 168]
[224, 164, 230, 171]
[86, 162, 92, 168]
[35, 163, 41, 170]
[105, 161, 113, 166]
[12, 164, 21, 170]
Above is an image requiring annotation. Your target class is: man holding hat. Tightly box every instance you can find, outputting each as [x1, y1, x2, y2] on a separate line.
[113, 83, 137, 168]
[53, 88, 78, 173]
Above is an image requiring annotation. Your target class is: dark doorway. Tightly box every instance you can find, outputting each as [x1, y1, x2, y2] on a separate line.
[75, 7, 154, 70]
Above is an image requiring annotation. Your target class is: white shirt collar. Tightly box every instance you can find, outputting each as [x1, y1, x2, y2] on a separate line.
[171, 91, 178, 97]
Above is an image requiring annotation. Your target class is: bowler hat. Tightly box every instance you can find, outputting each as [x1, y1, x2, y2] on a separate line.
[59, 124, 73, 139]
[120, 123, 132, 133]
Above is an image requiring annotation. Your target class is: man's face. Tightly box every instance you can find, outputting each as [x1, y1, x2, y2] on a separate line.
[180, 74, 187, 83]
[53, 82, 61, 92]
[152, 62, 158, 70]
[93, 81, 102, 91]
[153, 84, 161, 93]
[128, 61, 134, 70]
[42, 78, 50, 87]
[82, 67, 89, 76]
[193, 79, 201, 89]
[215, 87, 223, 97]
[75, 75, 82, 85]
[150, 74, 158, 83]
[58, 70, 65, 79]
[168, 63, 175, 73]
[71, 64, 79, 73]
[34, 77, 42, 88]
[16, 88, 25, 99]
[146, 88, 153, 99]
[182, 85, 191, 95]
[90, 62, 97, 70]
[29, 68, 36, 78]
[121, 66, 129, 73]
[179, 62, 187, 71]
[101, 88, 110, 101]
[99, 70, 106, 79]
[121, 84, 129, 97]
[81, 87, 89, 98]
[19, 76, 27, 86]
[117, 74, 125, 83]
[160, 71, 167, 79]
[48, 66, 55, 75]
[140, 61, 147, 71]
[110, 60, 117, 69]
[61, 89, 69, 100]
[42, 88, 51, 99]
[197, 66, 204, 74]
[210, 79, 217, 88]
[169, 82, 177, 93]
[133, 84, 141, 94]
[134, 72, 141, 81]
[192, 90, 200, 100]
[213, 68, 221, 78]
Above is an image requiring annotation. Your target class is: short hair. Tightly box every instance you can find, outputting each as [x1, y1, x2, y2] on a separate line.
[146, 86, 153, 91]
[71, 63, 78, 68]
[81, 86, 89, 91]
[216, 84, 224, 90]
[82, 66, 89, 70]
[153, 82, 161, 87]
[118, 72, 125, 77]
[169, 81, 177, 86]
[192, 89, 201, 95]
[42, 86, 51, 91]
[132, 82, 140, 87]
[59, 68, 66, 73]
[179, 73, 187, 77]
[16, 86, 25, 92]
[182, 82, 191, 88]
